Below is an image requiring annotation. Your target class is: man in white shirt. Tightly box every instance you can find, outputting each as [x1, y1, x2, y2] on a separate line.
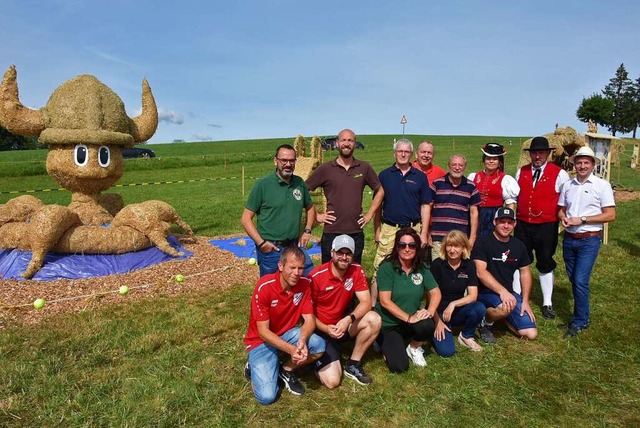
[558, 146, 616, 338]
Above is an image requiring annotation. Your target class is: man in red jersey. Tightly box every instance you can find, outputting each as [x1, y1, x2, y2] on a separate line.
[310, 235, 381, 387]
[243, 247, 325, 405]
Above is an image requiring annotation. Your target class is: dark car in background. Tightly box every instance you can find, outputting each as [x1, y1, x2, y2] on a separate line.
[122, 147, 156, 159]
[321, 136, 365, 151]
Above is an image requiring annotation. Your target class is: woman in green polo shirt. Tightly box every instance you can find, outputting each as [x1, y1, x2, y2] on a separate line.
[375, 228, 441, 373]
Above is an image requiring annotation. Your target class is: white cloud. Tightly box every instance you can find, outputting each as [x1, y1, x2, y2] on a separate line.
[158, 109, 184, 125]
[193, 133, 212, 140]
[208, 123, 222, 128]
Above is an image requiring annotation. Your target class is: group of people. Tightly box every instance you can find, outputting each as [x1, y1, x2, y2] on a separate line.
[241, 130, 616, 404]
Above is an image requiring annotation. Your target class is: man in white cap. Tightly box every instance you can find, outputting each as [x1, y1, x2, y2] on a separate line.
[558, 146, 616, 338]
[309, 234, 381, 387]
[514, 136, 570, 319]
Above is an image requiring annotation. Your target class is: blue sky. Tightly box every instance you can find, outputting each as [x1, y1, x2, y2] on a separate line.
[2, 1, 639, 143]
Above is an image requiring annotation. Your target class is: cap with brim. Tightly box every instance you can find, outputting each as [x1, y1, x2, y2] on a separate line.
[481, 143, 507, 157]
[494, 207, 516, 220]
[568, 146, 600, 164]
[524, 136, 554, 152]
[332, 234, 355, 253]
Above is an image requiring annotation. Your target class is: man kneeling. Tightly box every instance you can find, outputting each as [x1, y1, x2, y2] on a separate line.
[243, 247, 325, 405]
[310, 235, 381, 387]
[472, 208, 538, 343]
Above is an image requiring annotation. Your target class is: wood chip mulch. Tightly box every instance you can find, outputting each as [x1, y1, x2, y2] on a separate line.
[0, 236, 259, 329]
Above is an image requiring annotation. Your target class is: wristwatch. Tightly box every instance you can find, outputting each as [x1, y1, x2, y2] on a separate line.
[349, 313, 356, 323]
[304, 228, 312, 234]
[581, 216, 587, 224]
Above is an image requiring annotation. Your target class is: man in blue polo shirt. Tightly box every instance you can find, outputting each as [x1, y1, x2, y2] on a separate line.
[371, 138, 432, 304]
[429, 154, 481, 261]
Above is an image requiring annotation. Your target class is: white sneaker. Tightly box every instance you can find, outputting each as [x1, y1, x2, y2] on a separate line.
[405, 344, 427, 367]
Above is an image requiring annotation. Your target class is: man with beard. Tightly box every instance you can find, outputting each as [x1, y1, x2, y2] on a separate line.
[412, 140, 446, 184]
[472, 208, 538, 343]
[307, 129, 383, 263]
[429, 154, 481, 261]
[242, 144, 316, 277]
[310, 235, 381, 387]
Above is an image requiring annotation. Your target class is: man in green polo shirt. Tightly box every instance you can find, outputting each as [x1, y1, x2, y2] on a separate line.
[241, 144, 316, 277]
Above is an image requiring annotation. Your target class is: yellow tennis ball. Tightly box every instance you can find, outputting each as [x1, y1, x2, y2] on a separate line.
[175, 274, 185, 283]
[248, 257, 257, 265]
[33, 298, 46, 309]
[119, 285, 129, 295]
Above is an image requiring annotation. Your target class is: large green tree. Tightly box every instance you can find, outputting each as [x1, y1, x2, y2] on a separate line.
[576, 94, 614, 129]
[601, 63, 635, 136]
[576, 63, 637, 136]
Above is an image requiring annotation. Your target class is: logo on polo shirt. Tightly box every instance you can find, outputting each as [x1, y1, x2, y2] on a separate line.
[411, 273, 423, 285]
[271, 299, 278, 307]
[293, 292, 303, 305]
[457, 272, 469, 279]
[293, 189, 302, 201]
[344, 278, 354, 291]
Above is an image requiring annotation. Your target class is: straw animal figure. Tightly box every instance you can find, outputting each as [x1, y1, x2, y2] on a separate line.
[0, 66, 193, 278]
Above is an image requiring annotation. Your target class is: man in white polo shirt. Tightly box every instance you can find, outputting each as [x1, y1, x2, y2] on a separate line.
[558, 146, 616, 338]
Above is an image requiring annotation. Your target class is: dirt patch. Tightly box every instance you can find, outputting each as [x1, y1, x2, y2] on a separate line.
[614, 190, 640, 203]
[0, 236, 259, 329]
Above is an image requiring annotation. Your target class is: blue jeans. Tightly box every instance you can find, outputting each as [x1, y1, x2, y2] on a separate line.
[563, 235, 601, 328]
[433, 302, 487, 357]
[248, 327, 325, 405]
[256, 245, 314, 277]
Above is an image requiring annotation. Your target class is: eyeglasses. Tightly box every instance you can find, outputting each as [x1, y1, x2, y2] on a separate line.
[276, 158, 296, 165]
[335, 251, 353, 258]
[397, 241, 417, 249]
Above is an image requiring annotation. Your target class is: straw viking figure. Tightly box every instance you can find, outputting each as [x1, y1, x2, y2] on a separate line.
[0, 66, 193, 278]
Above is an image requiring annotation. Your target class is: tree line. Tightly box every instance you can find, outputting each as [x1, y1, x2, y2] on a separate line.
[0, 125, 44, 151]
[576, 63, 640, 138]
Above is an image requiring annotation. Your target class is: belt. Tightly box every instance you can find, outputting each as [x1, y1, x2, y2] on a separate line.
[383, 219, 421, 228]
[565, 231, 602, 240]
[272, 239, 297, 247]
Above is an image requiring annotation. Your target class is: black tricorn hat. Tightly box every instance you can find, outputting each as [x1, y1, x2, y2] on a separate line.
[524, 136, 554, 152]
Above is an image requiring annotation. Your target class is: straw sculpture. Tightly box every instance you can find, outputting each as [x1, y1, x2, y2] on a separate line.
[0, 66, 193, 278]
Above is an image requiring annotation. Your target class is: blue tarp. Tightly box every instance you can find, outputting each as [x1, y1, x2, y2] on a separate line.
[0, 236, 192, 281]
[208, 236, 321, 258]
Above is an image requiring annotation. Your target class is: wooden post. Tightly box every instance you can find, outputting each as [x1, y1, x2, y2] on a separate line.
[632, 145, 639, 169]
[242, 166, 245, 196]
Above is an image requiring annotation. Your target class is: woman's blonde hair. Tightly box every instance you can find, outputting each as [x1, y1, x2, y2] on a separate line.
[439, 230, 472, 260]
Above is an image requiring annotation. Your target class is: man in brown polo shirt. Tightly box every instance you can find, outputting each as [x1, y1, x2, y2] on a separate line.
[306, 129, 384, 263]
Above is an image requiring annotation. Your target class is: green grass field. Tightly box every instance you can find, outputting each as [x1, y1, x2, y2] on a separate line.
[1, 136, 639, 427]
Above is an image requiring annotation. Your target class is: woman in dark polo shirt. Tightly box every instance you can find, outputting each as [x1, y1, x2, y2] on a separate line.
[375, 228, 441, 373]
[431, 230, 486, 354]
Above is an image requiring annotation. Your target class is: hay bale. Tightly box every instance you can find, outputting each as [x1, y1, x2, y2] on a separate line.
[517, 126, 585, 170]
[293, 135, 307, 157]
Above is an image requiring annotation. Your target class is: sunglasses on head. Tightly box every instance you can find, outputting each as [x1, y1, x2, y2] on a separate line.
[397, 241, 417, 249]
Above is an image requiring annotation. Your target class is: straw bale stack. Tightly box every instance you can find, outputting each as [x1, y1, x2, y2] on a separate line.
[517, 126, 585, 170]
[309, 135, 323, 160]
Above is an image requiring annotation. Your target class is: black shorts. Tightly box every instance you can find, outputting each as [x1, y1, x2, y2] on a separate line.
[314, 331, 354, 370]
